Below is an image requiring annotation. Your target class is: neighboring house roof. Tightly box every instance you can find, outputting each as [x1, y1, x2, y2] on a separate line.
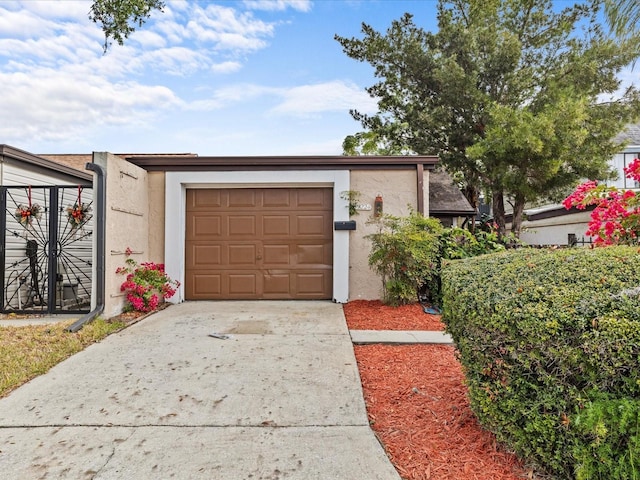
[525, 204, 595, 222]
[615, 122, 640, 147]
[428, 170, 476, 216]
[0, 144, 92, 182]
[38, 154, 92, 173]
[40, 152, 198, 173]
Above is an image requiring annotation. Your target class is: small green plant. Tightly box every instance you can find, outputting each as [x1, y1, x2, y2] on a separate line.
[340, 190, 361, 217]
[116, 251, 180, 312]
[440, 226, 506, 259]
[366, 210, 443, 306]
[573, 395, 640, 480]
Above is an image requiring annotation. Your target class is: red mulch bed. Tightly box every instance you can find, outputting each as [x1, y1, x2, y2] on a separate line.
[345, 300, 534, 480]
[343, 300, 444, 331]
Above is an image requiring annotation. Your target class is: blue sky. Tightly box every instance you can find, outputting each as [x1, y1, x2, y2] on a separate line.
[0, 0, 441, 156]
[1, 1, 636, 157]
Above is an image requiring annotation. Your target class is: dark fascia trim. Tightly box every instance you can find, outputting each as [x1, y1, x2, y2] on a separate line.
[0, 144, 92, 182]
[430, 209, 476, 216]
[125, 155, 439, 172]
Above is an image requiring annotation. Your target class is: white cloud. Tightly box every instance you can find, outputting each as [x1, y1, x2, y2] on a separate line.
[0, 7, 53, 38]
[270, 80, 378, 116]
[13, 0, 90, 21]
[0, 69, 180, 145]
[184, 80, 377, 120]
[210, 61, 243, 74]
[188, 83, 276, 110]
[185, 4, 274, 52]
[130, 29, 168, 50]
[137, 47, 212, 76]
[243, 0, 313, 12]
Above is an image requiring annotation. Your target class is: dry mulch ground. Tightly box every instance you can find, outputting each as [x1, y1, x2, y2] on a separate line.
[343, 300, 444, 331]
[344, 300, 534, 480]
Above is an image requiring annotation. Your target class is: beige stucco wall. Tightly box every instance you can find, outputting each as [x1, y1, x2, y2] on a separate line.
[148, 171, 166, 262]
[348, 169, 420, 300]
[94, 152, 151, 318]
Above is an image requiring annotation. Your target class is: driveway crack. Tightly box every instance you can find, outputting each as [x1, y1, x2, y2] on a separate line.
[91, 428, 137, 479]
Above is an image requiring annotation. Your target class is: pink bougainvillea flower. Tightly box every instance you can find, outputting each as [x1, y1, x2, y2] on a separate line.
[564, 175, 640, 246]
[624, 158, 640, 181]
[563, 180, 599, 210]
[116, 256, 179, 312]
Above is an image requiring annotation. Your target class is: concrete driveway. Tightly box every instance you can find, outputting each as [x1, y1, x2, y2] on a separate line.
[0, 301, 400, 479]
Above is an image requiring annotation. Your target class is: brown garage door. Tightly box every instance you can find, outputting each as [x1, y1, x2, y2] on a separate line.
[185, 187, 333, 300]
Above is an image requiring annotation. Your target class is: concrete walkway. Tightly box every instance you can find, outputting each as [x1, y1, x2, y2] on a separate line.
[350, 329, 453, 345]
[0, 301, 401, 480]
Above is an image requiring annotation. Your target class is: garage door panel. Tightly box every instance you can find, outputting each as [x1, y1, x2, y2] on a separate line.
[229, 190, 257, 207]
[263, 244, 290, 265]
[297, 189, 329, 207]
[190, 274, 222, 297]
[188, 214, 222, 238]
[297, 244, 329, 265]
[186, 187, 332, 300]
[228, 244, 257, 265]
[228, 215, 256, 236]
[296, 272, 330, 296]
[263, 215, 290, 235]
[263, 189, 291, 207]
[228, 274, 257, 295]
[264, 273, 290, 294]
[296, 215, 330, 235]
[187, 244, 222, 267]
[190, 189, 222, 208]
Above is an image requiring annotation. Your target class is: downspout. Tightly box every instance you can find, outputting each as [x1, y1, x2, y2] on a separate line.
[416, 163, 425, 215]
[67, 162, 105, 332]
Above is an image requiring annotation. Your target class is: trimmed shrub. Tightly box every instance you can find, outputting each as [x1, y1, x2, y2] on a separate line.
[441, 247, 640, 478]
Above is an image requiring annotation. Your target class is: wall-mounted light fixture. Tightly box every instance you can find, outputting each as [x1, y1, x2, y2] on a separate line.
[374, 193, 383, 217]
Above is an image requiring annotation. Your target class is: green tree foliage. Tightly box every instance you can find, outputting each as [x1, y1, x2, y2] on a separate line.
[604, 0, 640, 38]
[342, 131, 413, 155]
[89, 0, 165, 53]
[335, 0, 640, 237]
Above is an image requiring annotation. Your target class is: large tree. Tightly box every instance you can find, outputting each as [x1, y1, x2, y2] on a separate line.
[336, 0, 640, 237]
[89, 0, 165, 52]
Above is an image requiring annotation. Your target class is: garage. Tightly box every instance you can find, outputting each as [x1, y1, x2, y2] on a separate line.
[185, 187, 333, 300]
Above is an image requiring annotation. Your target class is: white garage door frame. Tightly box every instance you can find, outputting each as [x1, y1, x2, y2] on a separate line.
[165, 170, 350, 303]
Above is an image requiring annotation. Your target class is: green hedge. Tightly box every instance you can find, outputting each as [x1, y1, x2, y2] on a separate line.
[441, 247, 640, 478]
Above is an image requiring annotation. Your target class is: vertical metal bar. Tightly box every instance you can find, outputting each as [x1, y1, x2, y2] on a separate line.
[47, 187, 59, 313]
[0, 187, 6, 313]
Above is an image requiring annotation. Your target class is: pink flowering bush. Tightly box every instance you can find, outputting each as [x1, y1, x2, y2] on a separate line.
[563, 158, 640, 246]
[116, 255, 180, 313]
